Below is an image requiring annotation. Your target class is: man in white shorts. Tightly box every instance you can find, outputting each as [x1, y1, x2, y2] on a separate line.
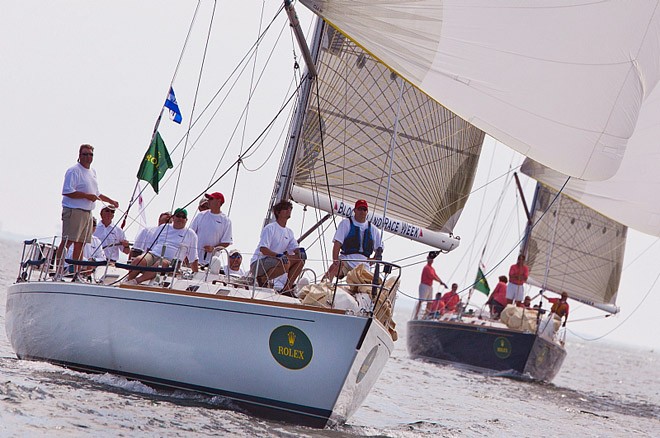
[506, 254, 529, 304]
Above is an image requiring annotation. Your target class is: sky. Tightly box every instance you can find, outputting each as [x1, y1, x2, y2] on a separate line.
[1, 1, 658, 350]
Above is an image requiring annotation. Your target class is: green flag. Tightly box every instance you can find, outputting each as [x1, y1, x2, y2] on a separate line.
[137, 131, 173, 193]
[474, 267, 490, 295]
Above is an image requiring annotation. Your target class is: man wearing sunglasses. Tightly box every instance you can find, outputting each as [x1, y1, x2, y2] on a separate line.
[124, 208, 198, 285]
[94, 205, 130, 261]
[55, 144, 119, 276]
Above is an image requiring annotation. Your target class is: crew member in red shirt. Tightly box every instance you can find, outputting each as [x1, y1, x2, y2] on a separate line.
[506, 254, 529, 305]
[425, 292, 445, 319]
[486, 275, 508, 318]
[413, 251, 447, 318]
[440, 283, 461, 312]
[548, 291, 570, 326]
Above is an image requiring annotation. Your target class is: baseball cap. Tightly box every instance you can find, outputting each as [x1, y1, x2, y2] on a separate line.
[205, 192, 225, 203]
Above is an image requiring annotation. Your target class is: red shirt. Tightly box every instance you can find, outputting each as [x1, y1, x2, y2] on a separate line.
[490, 281, 507, 306]
[427, 299, 445, 314]
[440, 291, 460, 311]
[509, 263, 529, 285]
[548, 298, 570, 318]
[421, 264, 438, 287]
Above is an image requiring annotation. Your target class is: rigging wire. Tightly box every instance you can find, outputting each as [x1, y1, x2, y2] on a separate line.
[120, 1, 203, 232]
[403, 174, 573, 301]
[170, 0, 219, 214]
[120, 6, 289, 231]
[176, 83, 303, 212]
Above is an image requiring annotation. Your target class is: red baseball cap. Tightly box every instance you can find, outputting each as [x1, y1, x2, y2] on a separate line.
[355, 199, 368, 210]
[205, 192, 225, 203]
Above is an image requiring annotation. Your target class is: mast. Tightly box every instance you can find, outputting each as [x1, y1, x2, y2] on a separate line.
[264, 8, 322, 226]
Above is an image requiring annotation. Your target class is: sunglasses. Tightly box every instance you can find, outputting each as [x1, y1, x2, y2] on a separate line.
[102, 209, 115, 214]
[174, 214, 187, 219]
[229, 253, 242, 259]
[356, 207, 368, 211]
[80, 152, 94, 157]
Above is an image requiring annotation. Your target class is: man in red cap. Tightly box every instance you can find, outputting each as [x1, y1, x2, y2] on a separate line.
[190, 191, 233, 265]
[329, 199, 383, 279]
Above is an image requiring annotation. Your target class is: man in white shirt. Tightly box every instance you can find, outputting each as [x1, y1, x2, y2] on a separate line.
[329, 199, 383, 279]
[190, 192, 233, 266]
[250, 200, 305, 292]
[130, 211, 172, 260]
[94, 205, 130, 261]
[55, 144, 119, 274]
[124, 208, 199, 285]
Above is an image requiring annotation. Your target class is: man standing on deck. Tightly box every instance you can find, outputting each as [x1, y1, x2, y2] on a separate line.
[190, 192, 233, 266]
[413, 251, 447, 319]
[55, 144, 119, 276]
[328, 199, 383, 280]
[506, 254, 529, 305]
[250, 200, 305, 292]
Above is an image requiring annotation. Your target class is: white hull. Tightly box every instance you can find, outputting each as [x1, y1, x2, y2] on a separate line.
[5, 281, 394, 427]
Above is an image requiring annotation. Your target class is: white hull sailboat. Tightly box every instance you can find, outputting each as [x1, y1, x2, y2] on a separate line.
[4, 3, 407, 428]
[6, 276, 394, 427]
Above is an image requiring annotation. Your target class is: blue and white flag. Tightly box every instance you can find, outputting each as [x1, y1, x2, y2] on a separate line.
[164, 87, 182, 124]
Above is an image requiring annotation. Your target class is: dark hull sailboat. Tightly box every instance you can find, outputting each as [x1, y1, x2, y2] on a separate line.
[407, 318, 566, 381]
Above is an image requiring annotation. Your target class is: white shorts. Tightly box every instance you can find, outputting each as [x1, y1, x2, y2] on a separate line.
[506, 283, 525, 302]
[418, 283, 433, 301]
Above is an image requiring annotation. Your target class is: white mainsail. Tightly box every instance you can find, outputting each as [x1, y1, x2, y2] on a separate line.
[525, 184, 626, 313]
[290, 23, 485, 249]
[301, 0, 660, 181]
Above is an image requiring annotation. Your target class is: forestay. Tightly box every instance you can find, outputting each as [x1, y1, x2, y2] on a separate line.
[525, 185, 626, 313]
[290, 22, 485, 248]
[301, 0, 660, 181]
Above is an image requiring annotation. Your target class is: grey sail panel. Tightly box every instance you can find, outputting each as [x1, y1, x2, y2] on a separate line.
[292, 24, 485, 235]
[526, 184, 627, 307]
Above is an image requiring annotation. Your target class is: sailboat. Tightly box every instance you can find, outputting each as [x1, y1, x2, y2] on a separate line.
[408, 179, 628, 381]
[3, 2, 479, 428]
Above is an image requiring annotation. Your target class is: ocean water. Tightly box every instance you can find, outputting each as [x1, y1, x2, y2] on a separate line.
[0, 239, 657, 437]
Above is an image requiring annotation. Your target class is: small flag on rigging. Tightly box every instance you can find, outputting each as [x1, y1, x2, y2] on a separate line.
[136, 131, 173, 194]
[474, 267, 490, 296]
[164, 86, 182, 124]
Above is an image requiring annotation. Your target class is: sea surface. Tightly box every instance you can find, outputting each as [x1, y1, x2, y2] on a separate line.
[0, 239, 657, 437]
